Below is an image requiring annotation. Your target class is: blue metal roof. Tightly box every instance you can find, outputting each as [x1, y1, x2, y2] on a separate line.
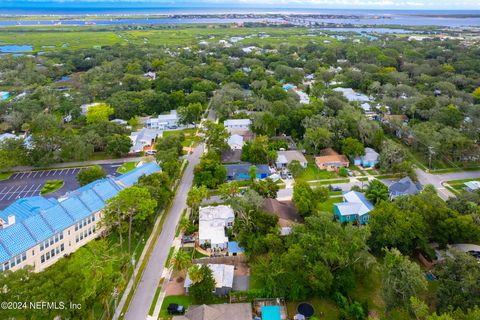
[0, 163, 160, 264]
[22, 215, 53, 243]
[116, 162, 161, 187]
[0, 196, 58, 224]
[0, 223, 36, 257]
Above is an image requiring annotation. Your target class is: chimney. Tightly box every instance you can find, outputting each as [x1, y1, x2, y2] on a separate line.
[7, 214, 15, 226]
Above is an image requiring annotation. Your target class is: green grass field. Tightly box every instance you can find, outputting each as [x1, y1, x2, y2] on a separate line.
[163, 128, 198, 148]
[0, 172, 12, 181]
[0, 25, 338, 52]
[295, 156, 338, 181]
[40, 179, 64, 195]
[117, 162, 138, 174]
[159, 295, 195, 319]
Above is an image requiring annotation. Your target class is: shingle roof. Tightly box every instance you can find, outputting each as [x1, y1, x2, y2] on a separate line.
[388, 177, 421, 198]
[0, 163, 161, 264]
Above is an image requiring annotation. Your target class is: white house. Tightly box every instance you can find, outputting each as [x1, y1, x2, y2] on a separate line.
[465, 181, 480, 192]
[145, 110, 179, 130]
[199, 205, 234, 250]
[223, 119, 251, 133]
[129, 128, 162, 153]
[333, 87, 372, 103]
[80, 102, 102, 116]
[227, 134, 244, 150]
[276, 150, 308, 169]
[184, 264, 234, 295]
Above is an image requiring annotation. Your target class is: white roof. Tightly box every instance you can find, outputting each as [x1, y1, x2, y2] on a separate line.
[224, 119, 251, 127]
[157, 110, 178, 122]
[185, 264, 234, 289]
[0, 133, 18, 143]
[227, 134, 244, 146]
[361, 103, 371, 112]
[333, 87, 371, 102]
[336, 191, 374, 217]
[199, 206, 234, 246]
[295, 90, 310, 104]
[278, 150, 307, 164]
[276, 154, 288, 164]
[465, 181, 480, 190]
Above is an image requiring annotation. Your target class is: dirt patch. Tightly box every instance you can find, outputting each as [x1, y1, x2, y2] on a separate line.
[165, 277, 186, 296]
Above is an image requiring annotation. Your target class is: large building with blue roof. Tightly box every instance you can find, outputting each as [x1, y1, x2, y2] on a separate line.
[0, 162, 160, 273]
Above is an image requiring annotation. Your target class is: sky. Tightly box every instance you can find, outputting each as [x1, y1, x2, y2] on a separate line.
[2, 0, 480, 10]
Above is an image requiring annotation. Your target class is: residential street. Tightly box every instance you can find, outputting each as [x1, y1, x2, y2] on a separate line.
[415, 169, 480, 200]
[123, 144, 204, 320]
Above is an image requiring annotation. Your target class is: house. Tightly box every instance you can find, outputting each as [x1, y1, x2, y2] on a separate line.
[80, 102, 102, 116]
[224, 119, 251, 133]
[184, 264, 235, 295]
[0, 91, 10, 101]
[129, 128, 162, 154]
[227, 134, 244, 150]
[143, 71, 156, 80]
[0, 163, 160, 273]
[0, 133, 18, 143]
[275, 150, 308, 169]
[224, 164, 270, 181]
[388, 177, 422, 200]
[145, 110, 179, 130]
[282, 83, 297, 91]
[354, 148, 379, 168]
[464, 181, 480, 192]
[199, 205, 234, 250]
[315, 149, 349, 171]
[110, 119, 128, 126]
[294, 90, 310, 104]
[333, 87, 371, 102]
[263, 199, 303, 226]
[334, 191, 374, 225]
[173, 303, 252, 320]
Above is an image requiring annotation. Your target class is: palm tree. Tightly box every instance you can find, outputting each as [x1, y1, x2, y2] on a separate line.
[172, 250, 192, 277]
[366, 180, 389, 204]
[187, 264, 204, 284]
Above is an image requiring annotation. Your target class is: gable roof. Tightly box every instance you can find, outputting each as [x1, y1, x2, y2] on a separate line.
[335, 191, 374, 217]
[223, 119, 251, 127]
[173, 303, 252, 320]
[0, 163, 161, 264]
[227, 134, 244, 146]
[277, 150, 307, 164]
[185, 264, 234, 289]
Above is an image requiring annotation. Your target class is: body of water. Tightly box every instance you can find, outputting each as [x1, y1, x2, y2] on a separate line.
[0, 45, 33, 53]
[0, 4, 479, 27]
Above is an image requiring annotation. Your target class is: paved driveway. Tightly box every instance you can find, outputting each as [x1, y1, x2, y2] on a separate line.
[0, 164, 119, 209]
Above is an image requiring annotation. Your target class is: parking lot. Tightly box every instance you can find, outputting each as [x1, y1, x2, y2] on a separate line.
[0, 165, 119, 209]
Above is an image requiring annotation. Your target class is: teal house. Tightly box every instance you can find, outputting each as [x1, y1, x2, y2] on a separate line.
[334, 191, 374, 225]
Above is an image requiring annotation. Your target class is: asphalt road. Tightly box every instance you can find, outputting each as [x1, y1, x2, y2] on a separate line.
[415, 169, 480, 200]
[0, 164, 119, 209]
[124, 144, 204, 320]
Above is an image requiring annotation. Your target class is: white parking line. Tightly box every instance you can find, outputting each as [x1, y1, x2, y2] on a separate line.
[0, 186, 8, 194]
[28, 184, 43, 197]
[6, 185, 22, 200]
[19, 172, 26, 179]
[0, 186, 16, 201]
[19, 184, 36, 198]
[15, 184, 30, 199]
[32, 171, 39, 178]
[26, 172, 32, 178]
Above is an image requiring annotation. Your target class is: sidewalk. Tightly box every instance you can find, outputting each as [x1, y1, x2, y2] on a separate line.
[11, 157, 146, 172]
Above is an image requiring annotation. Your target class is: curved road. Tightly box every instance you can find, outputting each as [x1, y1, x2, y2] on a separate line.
[415, 168, 480, 200]
[123, 144, 204, 320]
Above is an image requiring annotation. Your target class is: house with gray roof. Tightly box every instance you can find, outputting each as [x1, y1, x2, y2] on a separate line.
[173, 303, 252, 320]
[224, 163, 270, 181]
[388, 177, 422, 200]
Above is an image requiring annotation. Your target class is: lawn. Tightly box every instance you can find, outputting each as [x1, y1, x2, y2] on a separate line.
[316, 197, 340, 213]
[117, 162, 138, 174]
[286, 298, 339, 320]
[295, 156, 337, 181]
[446, 177, 480, 190]
[163, 128, 198, 148]
[40, 179, 64, 195]
[0, 172, 12, 181]
[159, 295, 195, 319]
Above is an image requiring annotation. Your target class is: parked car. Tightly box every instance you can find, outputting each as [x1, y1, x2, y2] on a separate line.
[280, 172, 287, 179]
[145, 150, 157, 155]
[329, 185, 342, 192]
[182, 236, 195, 244]
[167, 304, 185, 315]
[347, 169, 353, 177]
[287, 172, 293, 179]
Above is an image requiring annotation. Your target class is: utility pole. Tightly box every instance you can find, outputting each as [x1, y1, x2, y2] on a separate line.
[428, 146, 435, 171]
